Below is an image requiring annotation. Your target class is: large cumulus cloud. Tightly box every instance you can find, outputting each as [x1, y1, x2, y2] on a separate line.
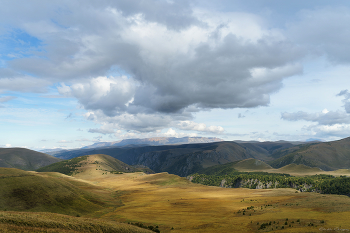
[0, 0, 309, 134]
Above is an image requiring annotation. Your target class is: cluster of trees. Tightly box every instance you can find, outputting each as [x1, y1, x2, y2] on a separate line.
[317, 176, 350, 195]
[190, 172, 350, 196]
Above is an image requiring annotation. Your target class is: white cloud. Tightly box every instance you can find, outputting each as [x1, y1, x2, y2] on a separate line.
[177, 121, 224, 134]
[58, 76, 136, 116]
[0, 1, 305, 135]
[112, 127, 197, 139]
[75, 138, 91, 142]
[281, 110, 350, 125]
[282, 91, 350, 126]
[281, 90, 350, 140]
[88, 126, 116, 135]
[57, 140, 73, 143]
[2, 1, 350, 143]
[302, 124, 350, 140]
[322, 108, 329, 114]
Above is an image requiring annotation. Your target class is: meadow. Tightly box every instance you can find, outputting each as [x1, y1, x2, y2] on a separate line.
[2, 154, 350, 232]
[75, 169, 350, 232]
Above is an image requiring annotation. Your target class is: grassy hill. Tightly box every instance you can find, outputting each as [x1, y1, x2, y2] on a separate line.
[269, 137, 350, 170]
[0, 148, 61, 171]
[276, 163, 323, 174]
[194, 158, 350, 180]
[37, 154, 154, 176]
[0, 167, 156, 232]
[194, 159, 273, 176]
[0, 168, 122, 215]
[233, 158, 273, 171]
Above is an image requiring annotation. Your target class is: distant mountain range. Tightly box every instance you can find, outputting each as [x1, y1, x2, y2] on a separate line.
[81, 136, 224, 149]
[3, 137, 350, 176]
[45, 137, 350, 176]
[269, 137, 350, 170]
[46, 140, 310, 176]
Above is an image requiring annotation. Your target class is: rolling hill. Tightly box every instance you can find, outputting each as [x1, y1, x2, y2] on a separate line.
[0, 167, 157, 232]
[48, 141, 304, 176]
[0, 148, 61, 170]
[268, 137, 350, 170]
[232, 158, 273, 171]
[37, 154, 154, 176]
[194, 157, 350, 178]
[276, 163, 323, 174]
[194, 158, 273, 176]
[0, 168, 120, 215]
[37, 137, 350, 176]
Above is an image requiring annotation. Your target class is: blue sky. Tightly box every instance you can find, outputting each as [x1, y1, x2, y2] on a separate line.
[1, 0, 350, 149]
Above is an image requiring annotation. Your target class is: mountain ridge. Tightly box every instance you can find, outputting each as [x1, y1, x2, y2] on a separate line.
[48, 141, 303, 176]
[0, 148, 61, 170]
[81, 136, 224, 149]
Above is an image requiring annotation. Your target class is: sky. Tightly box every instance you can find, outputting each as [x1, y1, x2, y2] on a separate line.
[1, 0, 350, 150]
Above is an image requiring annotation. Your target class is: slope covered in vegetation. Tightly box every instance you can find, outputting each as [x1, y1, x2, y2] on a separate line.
[37, 154, 154, 176]
[0, 148, 61, 170]
[0, 168, 121, 215]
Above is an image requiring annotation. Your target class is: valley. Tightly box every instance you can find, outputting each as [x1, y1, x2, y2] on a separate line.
[1, 138, 350, 232]
[44, 137, 350, 177]
[1, 153, 350, 232]
[74, 169, 350, 232]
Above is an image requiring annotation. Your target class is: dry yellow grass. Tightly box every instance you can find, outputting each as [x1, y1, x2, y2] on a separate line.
[0, 211, 153, 233]
[73, 168, 350, 233]
[14, 154, 347, 233]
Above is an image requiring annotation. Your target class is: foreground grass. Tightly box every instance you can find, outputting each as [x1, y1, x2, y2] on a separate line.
[77, 171, 350, 233]
[4, 159, 350, 233]
[0, 211, 152, 233]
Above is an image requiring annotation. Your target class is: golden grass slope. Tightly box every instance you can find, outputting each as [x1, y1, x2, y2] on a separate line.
[3, 154, 350, 233]
[71, 168, 350, 233]
[0, 168, 122, 215]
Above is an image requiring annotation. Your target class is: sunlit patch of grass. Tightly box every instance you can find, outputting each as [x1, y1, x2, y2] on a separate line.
[5, 160, 350, 233]
[82, 171, 350, 233]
